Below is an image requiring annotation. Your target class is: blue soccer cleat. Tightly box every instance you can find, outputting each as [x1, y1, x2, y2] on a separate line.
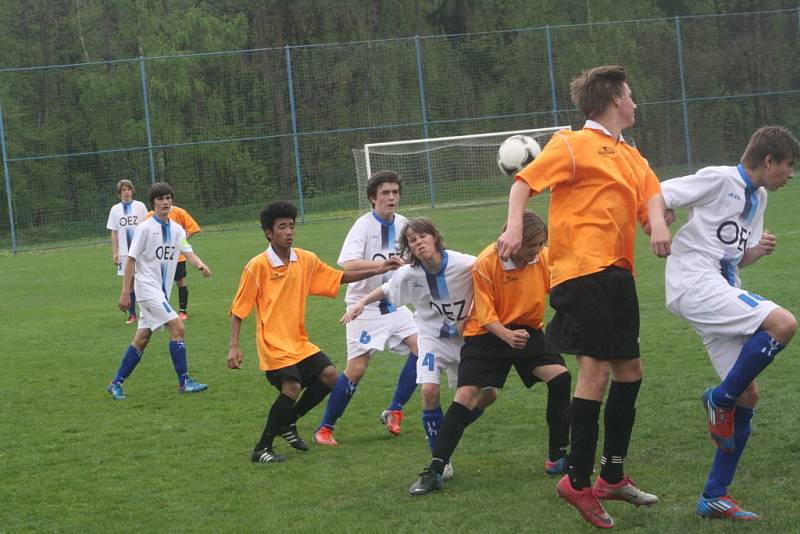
[701, 388, 735, 452]
[179, 378, 208, 394]
[697, 494, 759, 520]
[107, 382, 126, 400]
[545, 457, 567, 475]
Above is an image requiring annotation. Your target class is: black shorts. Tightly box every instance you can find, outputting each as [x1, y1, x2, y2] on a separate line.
[547, 266, 640, 360]
[458, 326, 565, 389]
[174, 260, 187, 282]
[266, 352, 334, 390]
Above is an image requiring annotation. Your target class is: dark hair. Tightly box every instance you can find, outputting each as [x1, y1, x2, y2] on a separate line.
[148, 182, 174, 207]
[366, 170, 403, 208]
[261, 201, 298, 233]
[741, 125, 800, 169]
[399, 217, 445, 267]
[570, 65, 628, 119]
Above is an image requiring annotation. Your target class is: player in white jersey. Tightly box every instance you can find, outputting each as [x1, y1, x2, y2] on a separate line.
[106, 182, 213, 400]
[342, 218, 497, 478]
[314, 171, 419, 446]
[106, 179, 148, 324]
[648, 126, 799, 521]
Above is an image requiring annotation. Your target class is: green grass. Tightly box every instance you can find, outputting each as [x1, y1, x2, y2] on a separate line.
[2, 184, 799, 532]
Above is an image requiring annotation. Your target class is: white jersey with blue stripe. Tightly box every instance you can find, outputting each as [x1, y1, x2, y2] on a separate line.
[338, 211, 407, 314]
[106, 200, 148, 256]
[662, 164, 766, 304]
[382, 250, 476, 338]
[128, 215, 192, 301]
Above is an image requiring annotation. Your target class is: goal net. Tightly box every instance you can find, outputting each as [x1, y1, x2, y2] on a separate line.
[352, 126, 569, 211]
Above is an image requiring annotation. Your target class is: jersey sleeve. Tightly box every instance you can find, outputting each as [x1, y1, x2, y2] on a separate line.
[309, 255, 344, 298]
[127, 223, 147, 261]
[229, 265, 259, 319]
[539, 247, 551, 294]
[516, 132, 575, 195]
[381, 266, 415, 307]
[660, 168, 720, 210]
[471, 261, 500, 327]
[106, 206, 118, 231]
[337, 219, 367, 265]
[637, 162, 662, 226]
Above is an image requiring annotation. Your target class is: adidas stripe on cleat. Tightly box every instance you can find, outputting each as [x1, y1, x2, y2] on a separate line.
[279, 423, 309, 451]
[251, 448, 287, 464]
[697, 494, 759, 520]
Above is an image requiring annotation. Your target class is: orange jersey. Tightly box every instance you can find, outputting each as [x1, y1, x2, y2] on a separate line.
[516, 127, 660, 287]
[462, 244, 550, 337]
[229, 246, 343, 371]
[146, 205, 201, 262]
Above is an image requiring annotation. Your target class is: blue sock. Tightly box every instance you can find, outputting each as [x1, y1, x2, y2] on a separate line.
[128, 291, 137, 317]
[169, 339, 188, 386]
[113, 345, 143, 383]
[464, 407, 485, 427]
[703, 406, 755, 498]
[388, 353, 417, 411]
[713, 330, 784, 406]
[318, 373, 358, 430]
[422, 407, 444, 451]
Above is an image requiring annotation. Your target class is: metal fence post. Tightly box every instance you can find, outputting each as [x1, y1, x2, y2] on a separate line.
[414, 35, 436, 208]
[138, 56, 157, 184]
[284, 45, 305, 223]
[675, 16, 693, 172]
[545, 26, 559, 126]
[0, 101, 17, 254]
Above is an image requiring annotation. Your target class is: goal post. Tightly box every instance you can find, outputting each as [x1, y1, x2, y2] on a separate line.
[352, 126, 570, 211]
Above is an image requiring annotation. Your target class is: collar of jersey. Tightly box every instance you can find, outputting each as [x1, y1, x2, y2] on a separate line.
[736, 163, 758, 192]
[500, 254, 539, 271]
[152, 214, 170, 227]
[584, 119, 626, 144]
[267, 245, 298, 267]
[370, 211, 395, 226]
[421, 249, 448, 276]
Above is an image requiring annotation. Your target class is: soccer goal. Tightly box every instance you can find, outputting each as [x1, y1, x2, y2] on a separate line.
[351, 126, 569, 211]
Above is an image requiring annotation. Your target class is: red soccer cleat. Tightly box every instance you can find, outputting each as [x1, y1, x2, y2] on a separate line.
[556, 475, 614, 529]
[380, 409, 403, 436]
[313, 426, 338, 447]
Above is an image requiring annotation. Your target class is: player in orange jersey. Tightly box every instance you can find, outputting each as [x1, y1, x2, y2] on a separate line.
[497, 65, 664, 529]
[227, 201, 403, 463]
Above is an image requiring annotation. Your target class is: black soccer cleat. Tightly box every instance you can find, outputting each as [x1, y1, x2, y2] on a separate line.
[251, 447, 287, 464]
[409, 467, 443, 496]
[279, 423, 309, 451]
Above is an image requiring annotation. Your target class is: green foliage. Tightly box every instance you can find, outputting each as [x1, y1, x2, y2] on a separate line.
[2, 195, 800, 531]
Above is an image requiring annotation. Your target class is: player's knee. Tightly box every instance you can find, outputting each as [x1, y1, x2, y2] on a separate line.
[766, 308, 797, 345]
[282, 379, 302, 398]
[453, 385, 481, 408]
[344, 356, 368, 382]
[319, 366, 338, 387]
[420, 383, 440, 409]
[480, 387, 499, 407]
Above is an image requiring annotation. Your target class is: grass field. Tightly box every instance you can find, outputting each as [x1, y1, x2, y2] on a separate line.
[2, 185, 799, 533]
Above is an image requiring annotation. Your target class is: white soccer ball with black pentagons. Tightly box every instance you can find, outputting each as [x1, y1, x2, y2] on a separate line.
[496, 135, 541, 176]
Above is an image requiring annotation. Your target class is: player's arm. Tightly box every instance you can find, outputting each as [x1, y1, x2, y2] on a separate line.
[646, 193, 673, 257]
[739, 230, 776, 268]
[183, 251, 211, 277]
[496, 179, 532, 259]
[117, 256, 136, 312]
[227, 314, 245, 369]
[340, 256, 403, 284]
[484, 321, 530, 350]
[341, 286, 387, 324]
[110, 230, 119, 264]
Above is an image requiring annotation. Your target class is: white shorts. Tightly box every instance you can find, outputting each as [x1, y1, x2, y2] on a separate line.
[117, 255, 129, 277]
[345, 306, 417, 360]
[668, 276, 778, 379]
[416, 335, 463, 388]
[137, 298, 179, 331]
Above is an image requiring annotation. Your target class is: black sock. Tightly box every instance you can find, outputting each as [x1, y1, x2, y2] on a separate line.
[178, 286, 189, 312]
[599, 379, 641, 484]
[567, 397, 602, 490]
[429, 401, 472, 472]
[546, 371, 571, 461]
[255, 393, 294, 451]
[291, 379, 333, 421]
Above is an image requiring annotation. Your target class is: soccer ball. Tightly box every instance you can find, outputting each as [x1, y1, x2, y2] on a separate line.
[496, 135, 541, 176]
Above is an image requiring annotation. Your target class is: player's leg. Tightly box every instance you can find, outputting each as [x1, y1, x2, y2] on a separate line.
[253, 375, 301, 463]
[531, 363, 571, 475]
[164, 315, 206, 393]
[315, 352, 370, 445]
[420, 382, 443, 451]
[175, 261, 189, 320]
[127, 290, 138, 323]
[107, 327, 151, 399]
[698, 380, 759, 520]
[281, 356, 337, 452]
[382, 320, 420, 435]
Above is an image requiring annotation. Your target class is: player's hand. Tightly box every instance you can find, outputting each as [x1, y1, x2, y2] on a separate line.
[664, 209, 676, 226]
[649, 223, 672, 258]
[340, 303, 365, 324]
[756, 230, 776, 256]
[504, 328, 530, 350]
[113, 254, 119, 265]
[379, 256, 405, 273]
[118, 293, 131, 313]
[199, 264, 212, 277]
[496, 228, 522, 260]
[227, 347, 243, 369]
